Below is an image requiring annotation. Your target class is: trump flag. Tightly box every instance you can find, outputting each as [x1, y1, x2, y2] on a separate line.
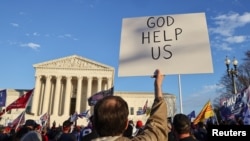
[187, 110, 196, 120]
[88, 87, 114, 106]
[0, 89, 7, 107]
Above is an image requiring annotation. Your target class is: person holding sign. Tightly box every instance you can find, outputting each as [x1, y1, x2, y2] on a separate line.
[92, 69, 168, 141]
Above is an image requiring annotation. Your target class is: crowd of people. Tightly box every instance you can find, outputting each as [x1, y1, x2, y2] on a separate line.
[0, 69, 221, 141]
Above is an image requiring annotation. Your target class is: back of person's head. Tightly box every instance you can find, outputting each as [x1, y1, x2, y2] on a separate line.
[93, 96, 129, 137]
[62, 120, 73, 132]
[20, 131, 42, 141]
[23, 119, 39, 130]
[173, 113, 191, 134]
[13, 126, 33, 141]
[197, 121, 205, 128]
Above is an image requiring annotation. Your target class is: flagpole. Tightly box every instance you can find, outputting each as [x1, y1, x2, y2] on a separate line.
[16, 89, 34, 131]
[26, 88, 34, 108]
[178, 74, 183, 113]
[41, 112, 49, 128]
[210, 100, 219, 125]
[15, 111, 25, 132]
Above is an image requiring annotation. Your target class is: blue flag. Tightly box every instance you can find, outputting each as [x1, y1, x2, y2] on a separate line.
[187, 110, 196, 120]
[78, 110, 90, 118]
[88, 87, 114, 106]
[0, 89, 7, 107]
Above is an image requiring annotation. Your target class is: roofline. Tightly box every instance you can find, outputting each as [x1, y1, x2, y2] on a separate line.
[33, 54, 115, 70]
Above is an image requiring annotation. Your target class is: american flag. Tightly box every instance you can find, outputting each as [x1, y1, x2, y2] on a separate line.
[137, 100, 148, 115]
[11, 111, 25, 128]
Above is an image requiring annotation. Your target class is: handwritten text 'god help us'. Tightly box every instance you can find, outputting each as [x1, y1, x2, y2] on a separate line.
[142, 16, 182, 60]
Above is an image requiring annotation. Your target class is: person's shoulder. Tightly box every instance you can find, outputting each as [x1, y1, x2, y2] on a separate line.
[81, 130, 98, 141]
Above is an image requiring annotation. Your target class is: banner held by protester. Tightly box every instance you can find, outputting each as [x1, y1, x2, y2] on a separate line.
[88, 87, 114, 106]
[0, 89, 34, 117]
[0, 89, 7, 107]
[119, 12, 213, 77]
[193, 100, 214, 124]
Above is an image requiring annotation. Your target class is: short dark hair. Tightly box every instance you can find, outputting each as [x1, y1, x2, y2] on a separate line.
[63, 120, 73, 128]
[24, 119, 39, 130]
[173, 113, 191, 134]
[93, 96, 129, 136]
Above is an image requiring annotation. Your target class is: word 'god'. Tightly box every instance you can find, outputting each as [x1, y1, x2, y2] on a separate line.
[142, 16, 183, 60]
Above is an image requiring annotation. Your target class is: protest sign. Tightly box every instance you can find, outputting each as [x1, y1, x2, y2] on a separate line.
[119, 12, 213, 76]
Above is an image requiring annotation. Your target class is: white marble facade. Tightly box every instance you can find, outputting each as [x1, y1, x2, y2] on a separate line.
[26, 55, 114, 125]
[0, 55, 176, 126]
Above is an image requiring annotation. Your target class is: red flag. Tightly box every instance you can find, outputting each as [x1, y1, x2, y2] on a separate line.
[0, 89, 34, 116]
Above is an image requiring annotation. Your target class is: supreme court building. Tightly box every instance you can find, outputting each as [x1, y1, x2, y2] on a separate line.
[0, 55, 176, 126]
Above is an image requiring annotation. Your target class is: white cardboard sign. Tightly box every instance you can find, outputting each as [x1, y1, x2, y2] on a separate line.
[118, 12, 213, 77]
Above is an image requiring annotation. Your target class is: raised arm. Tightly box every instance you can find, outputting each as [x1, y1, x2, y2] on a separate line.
[154, 69, 164, 100]
[132, 69, 168, 141]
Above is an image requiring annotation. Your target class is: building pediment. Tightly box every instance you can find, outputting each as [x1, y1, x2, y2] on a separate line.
[33, 55, 114, 70]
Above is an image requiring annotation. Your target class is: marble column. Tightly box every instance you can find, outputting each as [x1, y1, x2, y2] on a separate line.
[97, 77, 102, 92]
[64, 76, 72, 115]
[52, 76, 62, 116]
[42, 76, 52, 114]
[38, 81, 46, 115]
[86, 77, 92, 111]
[31, 75, 42, 115]
[107, 77, 112, 89]
[76, 76, 83, 113]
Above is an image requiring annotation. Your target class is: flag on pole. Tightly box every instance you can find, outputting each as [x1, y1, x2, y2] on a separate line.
[193, 100, 214, 125]
[88, 87, 114, 106]
[0, 89, 7, 107]
[10, 111, 25, 128]
[40, 112, 49, 122]
[78, 110, 90, 118]
[187, 110, 196, 120]
[70, 112, 79, 122]
[137, 100, 148, 115]
[40, 112, 50, 126]
[143, 100, 148, 113]
[0, 89, 34, 116]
